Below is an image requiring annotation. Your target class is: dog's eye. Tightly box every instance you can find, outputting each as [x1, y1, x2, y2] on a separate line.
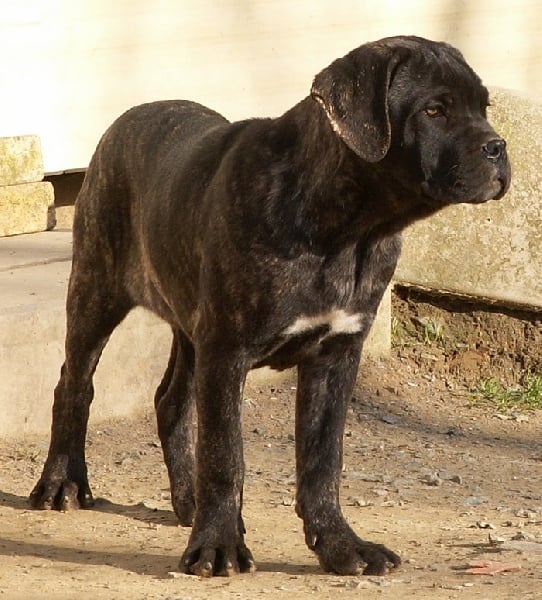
[424, 105, 445, 118]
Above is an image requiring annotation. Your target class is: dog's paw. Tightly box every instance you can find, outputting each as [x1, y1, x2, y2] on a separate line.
[306, 519, 401, 575]
[180, 534, 256, 577]
[29, 478, 94, 511]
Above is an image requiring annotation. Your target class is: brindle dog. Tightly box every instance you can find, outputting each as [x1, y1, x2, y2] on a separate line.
[31, 36, 510, 577]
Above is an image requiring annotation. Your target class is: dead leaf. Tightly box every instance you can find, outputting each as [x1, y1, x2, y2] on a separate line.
[462, 560, 521, 575]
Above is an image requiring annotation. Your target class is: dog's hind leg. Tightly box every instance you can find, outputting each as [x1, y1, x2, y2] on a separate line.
[154, 329, 196, 526]
[30, 264, 131, 511]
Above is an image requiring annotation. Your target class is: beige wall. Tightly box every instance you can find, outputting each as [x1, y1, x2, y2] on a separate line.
[1, 1, 540, 172]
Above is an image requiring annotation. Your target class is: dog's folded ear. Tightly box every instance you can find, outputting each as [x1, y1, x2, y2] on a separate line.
[311, 43, 403, 163]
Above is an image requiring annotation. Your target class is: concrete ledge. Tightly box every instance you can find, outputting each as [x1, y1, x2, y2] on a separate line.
[0, 135, 44, 186]
[1, 231, 389, 436]
[364, 283, 390, 357]
[0, 232, 171, 436]
[0, 181, 54, 237]
[1, 300, 172, 437]
[396, 88, 542, 310]
[0, 232, 172, 436]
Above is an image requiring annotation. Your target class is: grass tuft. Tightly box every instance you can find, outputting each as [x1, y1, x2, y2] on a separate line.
[473, 372, 542, 412]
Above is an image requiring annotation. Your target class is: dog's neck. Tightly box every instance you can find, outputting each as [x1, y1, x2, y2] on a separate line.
[271, 97, 439, 248]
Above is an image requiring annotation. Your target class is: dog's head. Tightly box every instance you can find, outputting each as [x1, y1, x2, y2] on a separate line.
[311, 36, 511, 205]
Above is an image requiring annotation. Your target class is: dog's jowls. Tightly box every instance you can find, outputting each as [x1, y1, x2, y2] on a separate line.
[30, 36, 510, 577]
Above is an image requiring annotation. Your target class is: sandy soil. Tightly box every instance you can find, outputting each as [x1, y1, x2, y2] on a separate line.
[0, 291, 541, 599]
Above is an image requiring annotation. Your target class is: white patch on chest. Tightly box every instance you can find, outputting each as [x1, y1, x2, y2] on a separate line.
[285, 309, 362, 336]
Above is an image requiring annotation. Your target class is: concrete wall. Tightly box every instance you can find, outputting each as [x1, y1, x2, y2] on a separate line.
[396, 89, 542, 310]
[1, 1, 540, 173]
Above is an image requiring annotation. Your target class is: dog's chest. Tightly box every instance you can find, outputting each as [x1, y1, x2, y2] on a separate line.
[285, 309, 362, 337]
[256, 308, 366, 371]
[253, 236, 400, 370]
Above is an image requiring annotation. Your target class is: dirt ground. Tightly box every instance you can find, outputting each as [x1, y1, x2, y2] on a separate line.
[1, 289, 541, 599]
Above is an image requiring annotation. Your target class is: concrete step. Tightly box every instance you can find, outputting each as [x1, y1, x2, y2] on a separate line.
[0, 230, 389, 437]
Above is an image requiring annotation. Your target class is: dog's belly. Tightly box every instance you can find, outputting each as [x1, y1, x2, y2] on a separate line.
[255, 309, 363, 371]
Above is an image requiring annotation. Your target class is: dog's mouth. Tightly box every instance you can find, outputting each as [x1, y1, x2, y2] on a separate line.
[492, 177, 509, 201]
[465, 177, 508, 204]
[420, 144, 512, 207]
[421, 175, 509, 207]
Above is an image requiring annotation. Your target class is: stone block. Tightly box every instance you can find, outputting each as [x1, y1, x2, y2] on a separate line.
[0, 181, 55, 236]
[396, 88, 542, 310]
[0, 135, 44, 186]
[54, 204, 75, 229]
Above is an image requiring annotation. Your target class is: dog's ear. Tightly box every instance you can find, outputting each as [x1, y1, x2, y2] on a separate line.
[311, 44, 402, 162]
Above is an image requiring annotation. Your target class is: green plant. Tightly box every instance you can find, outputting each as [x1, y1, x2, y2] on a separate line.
[390, 316, 416, 348]
[474, 373, 542, 412]
[422, 318, 444, 345]
[522, 372, 542, 408]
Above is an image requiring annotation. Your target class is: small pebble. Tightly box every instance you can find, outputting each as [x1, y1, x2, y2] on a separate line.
[167, 571, 191, 579]
[421, 473, 442, 487]
[380, 414, 401, 425]
[475, 521, 496, 529]
[464, 496, 489, 507]
[512, 531, 535, 541]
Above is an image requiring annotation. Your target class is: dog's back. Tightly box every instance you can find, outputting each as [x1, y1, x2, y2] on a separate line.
[71, 100, 239, 312]
[74, 100, 229, 235]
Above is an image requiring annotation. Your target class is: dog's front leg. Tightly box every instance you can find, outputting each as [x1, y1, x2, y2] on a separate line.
[295, 336, 401, 575]
[180, 344, 255, 577]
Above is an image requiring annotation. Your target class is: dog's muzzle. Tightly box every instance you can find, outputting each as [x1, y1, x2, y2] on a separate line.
[481, 137, 510, 201]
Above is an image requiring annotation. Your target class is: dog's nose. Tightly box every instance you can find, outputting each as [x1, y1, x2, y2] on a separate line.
[482, 138, 506, 161]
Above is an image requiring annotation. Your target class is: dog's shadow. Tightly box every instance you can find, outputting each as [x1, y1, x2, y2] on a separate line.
[92, 496, 180, 526]
[0, 490, 28, 511]
[0, 489, 178, 526]
[0, 489, 172, 576]
[0, 489, 318, 578]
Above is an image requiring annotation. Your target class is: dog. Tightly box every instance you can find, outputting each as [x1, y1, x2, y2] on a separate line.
[30, 36, 510, 577]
